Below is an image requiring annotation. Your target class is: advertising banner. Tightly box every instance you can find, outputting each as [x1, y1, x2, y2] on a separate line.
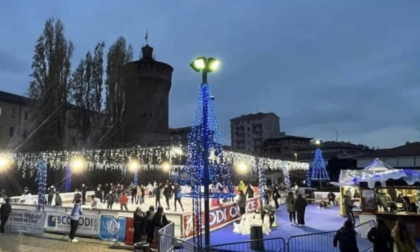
[46, 212, 99, 236]
[125, 217, 134, 245]
[6, 210, 46, 235]
[99, 215, 127, 242]
[183, 197, 260, 238]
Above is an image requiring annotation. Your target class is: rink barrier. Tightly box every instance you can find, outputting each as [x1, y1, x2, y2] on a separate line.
[287, 220, 375, 252]
[201, 237, 286, 252]
[99, 215, 127, 244]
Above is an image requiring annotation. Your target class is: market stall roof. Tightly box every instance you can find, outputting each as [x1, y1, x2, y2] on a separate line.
[331, 158, 420, 188]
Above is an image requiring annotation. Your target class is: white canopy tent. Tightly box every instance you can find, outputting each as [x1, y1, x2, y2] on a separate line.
[331, 158, 420, 188]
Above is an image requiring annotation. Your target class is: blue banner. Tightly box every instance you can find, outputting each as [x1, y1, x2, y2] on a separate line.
[99, 215, 126, 242]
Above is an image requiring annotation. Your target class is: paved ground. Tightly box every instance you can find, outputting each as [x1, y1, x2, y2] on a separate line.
[0, 233, 133, 252]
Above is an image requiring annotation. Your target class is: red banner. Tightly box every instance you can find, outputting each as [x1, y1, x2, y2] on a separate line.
[125, 217, 134, 245]
[183, 197, 260, 238]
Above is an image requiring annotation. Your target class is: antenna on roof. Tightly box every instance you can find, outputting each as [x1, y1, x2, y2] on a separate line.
[335, 130, 339, 142]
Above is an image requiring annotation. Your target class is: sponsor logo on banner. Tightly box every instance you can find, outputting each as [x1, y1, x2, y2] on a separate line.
[46, 212, 99, 236]
[99, 215, 126, 242]
[183, 197, 260, 238]
[6, 210, 46, 235]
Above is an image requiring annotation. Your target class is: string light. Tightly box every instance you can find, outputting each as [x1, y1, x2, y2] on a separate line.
[36, 160, 47, 211]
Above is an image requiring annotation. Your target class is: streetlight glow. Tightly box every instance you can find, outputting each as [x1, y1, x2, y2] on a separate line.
[237, 162, 248, 173]
[128, 159, 141, 172]
[0, 155, 11, 171]
[207, 58, 220, 72]
[162, 161, 171, 172]
[194, 58, 206, 70]
[315, 140, 321, 145]
[70, 156, 86, 173]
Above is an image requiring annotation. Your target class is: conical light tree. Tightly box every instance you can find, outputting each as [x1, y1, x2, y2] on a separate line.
[311, 148, 330, 182]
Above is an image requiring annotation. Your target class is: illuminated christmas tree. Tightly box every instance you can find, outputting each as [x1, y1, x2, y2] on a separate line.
[311, 148, 329, 182]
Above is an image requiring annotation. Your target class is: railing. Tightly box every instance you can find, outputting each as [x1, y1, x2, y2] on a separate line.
[287, 220, 375, 252]
[159, 233, 197, 252]
[202, 237, 286, 252]
[158, 222, 176, 252]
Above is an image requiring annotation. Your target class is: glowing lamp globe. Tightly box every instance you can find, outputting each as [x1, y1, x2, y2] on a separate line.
[162, 161, 171, 172]
[70, 157, 86, 173]
[237, 162, 248, 173]
[0, 156, 10, 171]
[128, 160, 141, 172]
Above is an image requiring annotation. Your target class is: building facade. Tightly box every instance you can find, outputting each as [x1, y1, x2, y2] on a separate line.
[264, 135, 312, 155]
[0, 91, 33, 150]
[230, 112, 280, 153]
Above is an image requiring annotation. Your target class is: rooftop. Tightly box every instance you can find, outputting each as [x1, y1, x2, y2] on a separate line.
[231, 112, 279, 122]
[265, 135, 313, 141]
[0, 90, 32, 105]
[297, 141, 370, 151]
[358, 142, 420, 158]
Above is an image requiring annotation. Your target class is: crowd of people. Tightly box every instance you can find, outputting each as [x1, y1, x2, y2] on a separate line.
[333, 218, 419, 252]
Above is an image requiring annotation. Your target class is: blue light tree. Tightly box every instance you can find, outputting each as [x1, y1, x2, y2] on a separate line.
[311, 148, 329, 189]
[36, 160, 47, 211]
[178, 82, 235, 249]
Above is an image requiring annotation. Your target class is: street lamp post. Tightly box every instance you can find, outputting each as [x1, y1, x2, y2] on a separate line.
[190, 56, 220, 250]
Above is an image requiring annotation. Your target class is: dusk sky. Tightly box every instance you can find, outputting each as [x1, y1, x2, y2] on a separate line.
[1, 0, 420, 148]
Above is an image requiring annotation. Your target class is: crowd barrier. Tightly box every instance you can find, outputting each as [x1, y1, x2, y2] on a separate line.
[158, 222, 176, 252]
[159, 233, 197, 252]
[202, 237, 286, 252]
[287, 220, 375, 252]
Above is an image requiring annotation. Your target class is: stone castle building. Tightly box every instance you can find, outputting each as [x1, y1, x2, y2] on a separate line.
[122, 44, 173, 143]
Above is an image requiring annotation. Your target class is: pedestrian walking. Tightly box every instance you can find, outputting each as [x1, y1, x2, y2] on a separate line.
[69, 199, 83, 242]
[164, 183, 173, 210]
[344, 195, 356, 226]
[155, 184, 162, 209]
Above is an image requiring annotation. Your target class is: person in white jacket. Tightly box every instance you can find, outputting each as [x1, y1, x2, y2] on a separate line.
[20, 187, 32, 204]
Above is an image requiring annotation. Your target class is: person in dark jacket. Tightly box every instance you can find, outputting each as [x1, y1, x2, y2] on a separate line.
[106, 190, 114, 210]
[133, 207, 146, 243]
[47, 186, 55, 205]
[146, 206, 155, 244]
[103, 183, 109, 203]
[131, 184, 137, 205]
[0, 189, 7, 199]
[81, 184, 87, 205]
[245, 184, 254, 198]
[286, 191, 296, 225]
[95, 185, 102, 203]
[333, 220, 359, 252]
[344, 195, 355, 225]
[0, 198, 12, 233]
[237, 191, 246, 215]
[295, 194, 307, 227]
[155, 184, 162, 209]
[272, 185, 280, 209]
[367, 218, 393, 252]
[55, 191, 62, 207]
[153, 206, 169, 228]
[163, 183, 173, 210]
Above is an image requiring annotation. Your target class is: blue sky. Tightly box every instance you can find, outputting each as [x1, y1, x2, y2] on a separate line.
[1, 0, 420, 148]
